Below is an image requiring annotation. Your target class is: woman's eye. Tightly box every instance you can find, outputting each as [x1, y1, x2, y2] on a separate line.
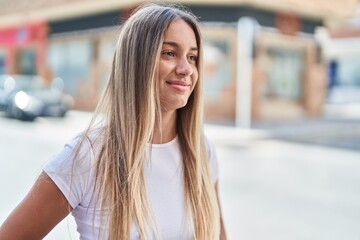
[162, 51, 175, 57]
[188, 55, 198, 63]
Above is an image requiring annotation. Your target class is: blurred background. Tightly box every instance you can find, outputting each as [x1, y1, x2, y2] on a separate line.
[0, 0, 360, 239]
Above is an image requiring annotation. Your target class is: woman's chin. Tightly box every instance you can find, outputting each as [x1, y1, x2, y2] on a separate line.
[161, 99, 189, 112]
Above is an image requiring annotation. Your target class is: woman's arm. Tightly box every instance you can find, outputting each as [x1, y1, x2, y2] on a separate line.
[0, 172, 72, 240]
[215, 181, 227, 240]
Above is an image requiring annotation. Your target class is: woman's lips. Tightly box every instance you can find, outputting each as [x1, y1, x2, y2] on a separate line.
[166, 80, 191, 92]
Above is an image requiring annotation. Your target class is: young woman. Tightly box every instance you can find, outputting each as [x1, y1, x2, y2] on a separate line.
[0, 3, 227, 240]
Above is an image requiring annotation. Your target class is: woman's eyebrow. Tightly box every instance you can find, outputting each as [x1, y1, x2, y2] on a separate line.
[163, 41, 198, 51]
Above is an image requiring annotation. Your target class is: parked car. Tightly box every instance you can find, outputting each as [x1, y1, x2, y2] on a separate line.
[0, 74, 74, 121]
[0, 75, 15, 111]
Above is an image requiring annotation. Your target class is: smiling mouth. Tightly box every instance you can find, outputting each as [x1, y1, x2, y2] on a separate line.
[166, 80, 191, 86]
[166, 80, 191, 91]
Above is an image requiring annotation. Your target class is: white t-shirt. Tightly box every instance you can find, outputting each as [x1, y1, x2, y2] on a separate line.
[43, 134, 219, 240]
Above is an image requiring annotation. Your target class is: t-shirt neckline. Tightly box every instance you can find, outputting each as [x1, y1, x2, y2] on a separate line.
[149, 135, 178, 148]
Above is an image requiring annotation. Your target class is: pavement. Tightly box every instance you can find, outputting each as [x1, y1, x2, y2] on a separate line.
[252, 118, 360, 151]
[207, 116, 360, 152]
[215, 138, 360, 240]
[206, 112, 360, 239]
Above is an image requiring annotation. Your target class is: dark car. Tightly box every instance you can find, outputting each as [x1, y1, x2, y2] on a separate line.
[0, 75, 74, 121]
[0, 75, 15, 111]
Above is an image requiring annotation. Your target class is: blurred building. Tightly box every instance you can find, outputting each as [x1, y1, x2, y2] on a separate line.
[316, 2, 360, 106]
[0, 0, 357, 123]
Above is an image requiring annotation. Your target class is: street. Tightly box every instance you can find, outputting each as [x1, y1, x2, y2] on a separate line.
[1, 111, 360, 240]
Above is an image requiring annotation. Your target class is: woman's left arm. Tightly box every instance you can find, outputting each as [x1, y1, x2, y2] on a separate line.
[215, 181, 227, 240]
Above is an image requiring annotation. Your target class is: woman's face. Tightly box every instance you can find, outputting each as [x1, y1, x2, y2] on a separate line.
[158, 19, 199, 112]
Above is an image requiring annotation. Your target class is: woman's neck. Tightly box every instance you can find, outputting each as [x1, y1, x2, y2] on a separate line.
[152, 110, 177, 144]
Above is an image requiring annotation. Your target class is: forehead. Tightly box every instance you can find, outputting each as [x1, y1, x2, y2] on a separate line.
[163, 19, 197, 47]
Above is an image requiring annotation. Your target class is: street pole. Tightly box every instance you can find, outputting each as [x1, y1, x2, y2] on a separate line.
[236, 17, 258, 128]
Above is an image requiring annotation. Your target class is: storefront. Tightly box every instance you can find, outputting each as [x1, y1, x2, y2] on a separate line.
[318, 27, 360, 104]
[47, 27, 117, 110]
[0, 22, 48, 76]
[200, 20, 326, 125]
[0, 0, 356, 125]
[45, 7, 326, 122]
[253, 30, 326, 121]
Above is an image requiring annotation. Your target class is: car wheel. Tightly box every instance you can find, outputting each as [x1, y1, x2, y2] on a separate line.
[7, 106, 36, 121]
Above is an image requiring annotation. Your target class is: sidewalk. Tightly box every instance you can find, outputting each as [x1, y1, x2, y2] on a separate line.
[205, 124, 269, 148]
[252, 118, 360, 151]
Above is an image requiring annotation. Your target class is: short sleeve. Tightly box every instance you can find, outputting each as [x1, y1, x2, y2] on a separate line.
[43, 135, 96, 209]
[204, 136, 219, 183]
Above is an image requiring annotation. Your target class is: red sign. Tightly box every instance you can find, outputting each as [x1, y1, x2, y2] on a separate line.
[0, 22, 47, 46]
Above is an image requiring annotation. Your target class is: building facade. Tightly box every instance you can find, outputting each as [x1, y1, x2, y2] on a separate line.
[0, 0, 357, 124]
[317, 3, 360, 105]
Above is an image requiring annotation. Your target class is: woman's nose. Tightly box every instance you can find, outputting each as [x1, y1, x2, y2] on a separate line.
[175, 57, 193, 76]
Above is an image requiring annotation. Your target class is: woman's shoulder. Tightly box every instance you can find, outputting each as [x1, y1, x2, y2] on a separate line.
[44, 128, 104, 173]
[42, 130, 104, 209]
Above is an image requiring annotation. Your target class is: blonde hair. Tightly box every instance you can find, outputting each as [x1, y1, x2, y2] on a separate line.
[81, 3, 220, 239]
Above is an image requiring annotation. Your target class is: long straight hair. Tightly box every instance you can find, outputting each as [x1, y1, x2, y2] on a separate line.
[81, 3, 220, 239]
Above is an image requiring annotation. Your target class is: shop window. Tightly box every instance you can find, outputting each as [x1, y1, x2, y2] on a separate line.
[265, 47, 305, 100]
[48, 39, 92, 94]
[335, 55, 360, 87]
[16, 48, 36, 75]
[203, 39, 232, 101]
[0, 50, 5, 74]
[201, 26, 237, 124]
[98, 38, 116, 88]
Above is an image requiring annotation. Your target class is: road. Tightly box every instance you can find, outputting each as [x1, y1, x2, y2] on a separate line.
[1, 111, 360, 240]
